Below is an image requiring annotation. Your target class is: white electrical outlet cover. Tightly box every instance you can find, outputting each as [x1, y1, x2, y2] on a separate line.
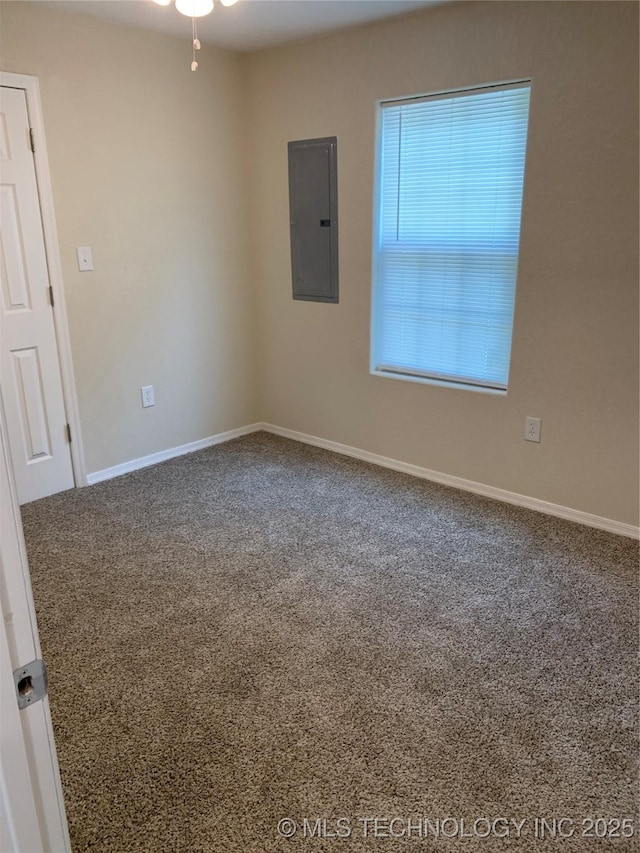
[141, 385, 155, 408]
[525, 416, 541, 443]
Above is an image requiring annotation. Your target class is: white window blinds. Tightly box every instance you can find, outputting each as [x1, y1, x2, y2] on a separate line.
[372, 82, 531, 390]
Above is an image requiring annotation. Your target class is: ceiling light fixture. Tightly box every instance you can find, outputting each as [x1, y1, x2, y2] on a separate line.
[152, 0, 239, 71]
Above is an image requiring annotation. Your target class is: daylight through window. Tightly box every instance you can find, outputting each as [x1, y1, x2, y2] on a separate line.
[371, 81, 531, 391]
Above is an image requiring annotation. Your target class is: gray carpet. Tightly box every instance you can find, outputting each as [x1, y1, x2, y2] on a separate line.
[21, 432, 638, 852]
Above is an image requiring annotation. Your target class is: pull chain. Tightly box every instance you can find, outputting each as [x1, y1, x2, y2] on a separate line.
[191, 16, 201, 71]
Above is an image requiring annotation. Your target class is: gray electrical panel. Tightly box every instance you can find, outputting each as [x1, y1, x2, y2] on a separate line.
[288, 137, 338, 303]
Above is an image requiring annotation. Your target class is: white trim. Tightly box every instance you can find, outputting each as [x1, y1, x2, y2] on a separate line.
[1, 71, 87, 487]
[0, 396, 71, 852]
[86, 423, 263, 485]
[261, 423, 639, 540]
[370, 368, 507, 395]
[380, 78, 532, 109]
[85, 419, 638, 539]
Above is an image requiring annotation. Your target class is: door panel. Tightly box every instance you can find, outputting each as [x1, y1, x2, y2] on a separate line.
[1, 184, 32, 310]
[12, 347, 51, 460]
[0, 86, 74, 504]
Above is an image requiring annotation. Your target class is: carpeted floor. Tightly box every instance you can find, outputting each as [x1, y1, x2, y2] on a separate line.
[21, 432, 638, 852]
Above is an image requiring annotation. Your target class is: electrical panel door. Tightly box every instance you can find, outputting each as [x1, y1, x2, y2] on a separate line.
[288, 137, 338, 303]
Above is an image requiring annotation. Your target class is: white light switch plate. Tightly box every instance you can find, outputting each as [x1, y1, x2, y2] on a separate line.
[76, 246, 93, 271]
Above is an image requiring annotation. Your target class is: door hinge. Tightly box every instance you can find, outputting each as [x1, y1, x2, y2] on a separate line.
[66, 423, 72, 443]
[48, 285, 55, 308]
[29, 127, 36, 153]
[14, 659, 48, 710]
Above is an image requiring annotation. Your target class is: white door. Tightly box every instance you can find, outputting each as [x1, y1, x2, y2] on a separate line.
[0, 398, 71, 852]
[0, 85, 74, 504]
[1, 611, 48, 853]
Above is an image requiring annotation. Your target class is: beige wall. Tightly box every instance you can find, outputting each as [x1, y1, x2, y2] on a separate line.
[246, 1, 639, 525]
[0, 2, 257, 474]
[1, 2, 638, 526]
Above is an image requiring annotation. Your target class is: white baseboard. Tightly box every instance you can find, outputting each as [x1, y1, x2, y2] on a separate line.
[85, 423, 263, 485]
[85, 420, 638, 539]
[261, 423, 640, 540]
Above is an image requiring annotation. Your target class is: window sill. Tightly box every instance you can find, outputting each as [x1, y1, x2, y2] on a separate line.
[370, 368, 508, 396]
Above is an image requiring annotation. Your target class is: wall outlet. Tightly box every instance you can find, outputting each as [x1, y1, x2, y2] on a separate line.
[141, 385, 155, 408]
[525, 416, 541, 443]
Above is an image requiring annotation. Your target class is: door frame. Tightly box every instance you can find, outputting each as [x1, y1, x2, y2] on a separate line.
[1, 70, 86, 488]
[1, 395, 71, 851]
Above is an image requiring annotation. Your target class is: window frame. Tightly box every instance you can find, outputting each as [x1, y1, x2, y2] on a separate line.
[369, 79, 532, 395]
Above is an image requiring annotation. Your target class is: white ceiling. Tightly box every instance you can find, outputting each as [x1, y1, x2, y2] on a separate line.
[34, 0, 446, 53]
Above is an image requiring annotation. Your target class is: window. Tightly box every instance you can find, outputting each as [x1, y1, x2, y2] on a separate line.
[371, 81, 531, 392]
